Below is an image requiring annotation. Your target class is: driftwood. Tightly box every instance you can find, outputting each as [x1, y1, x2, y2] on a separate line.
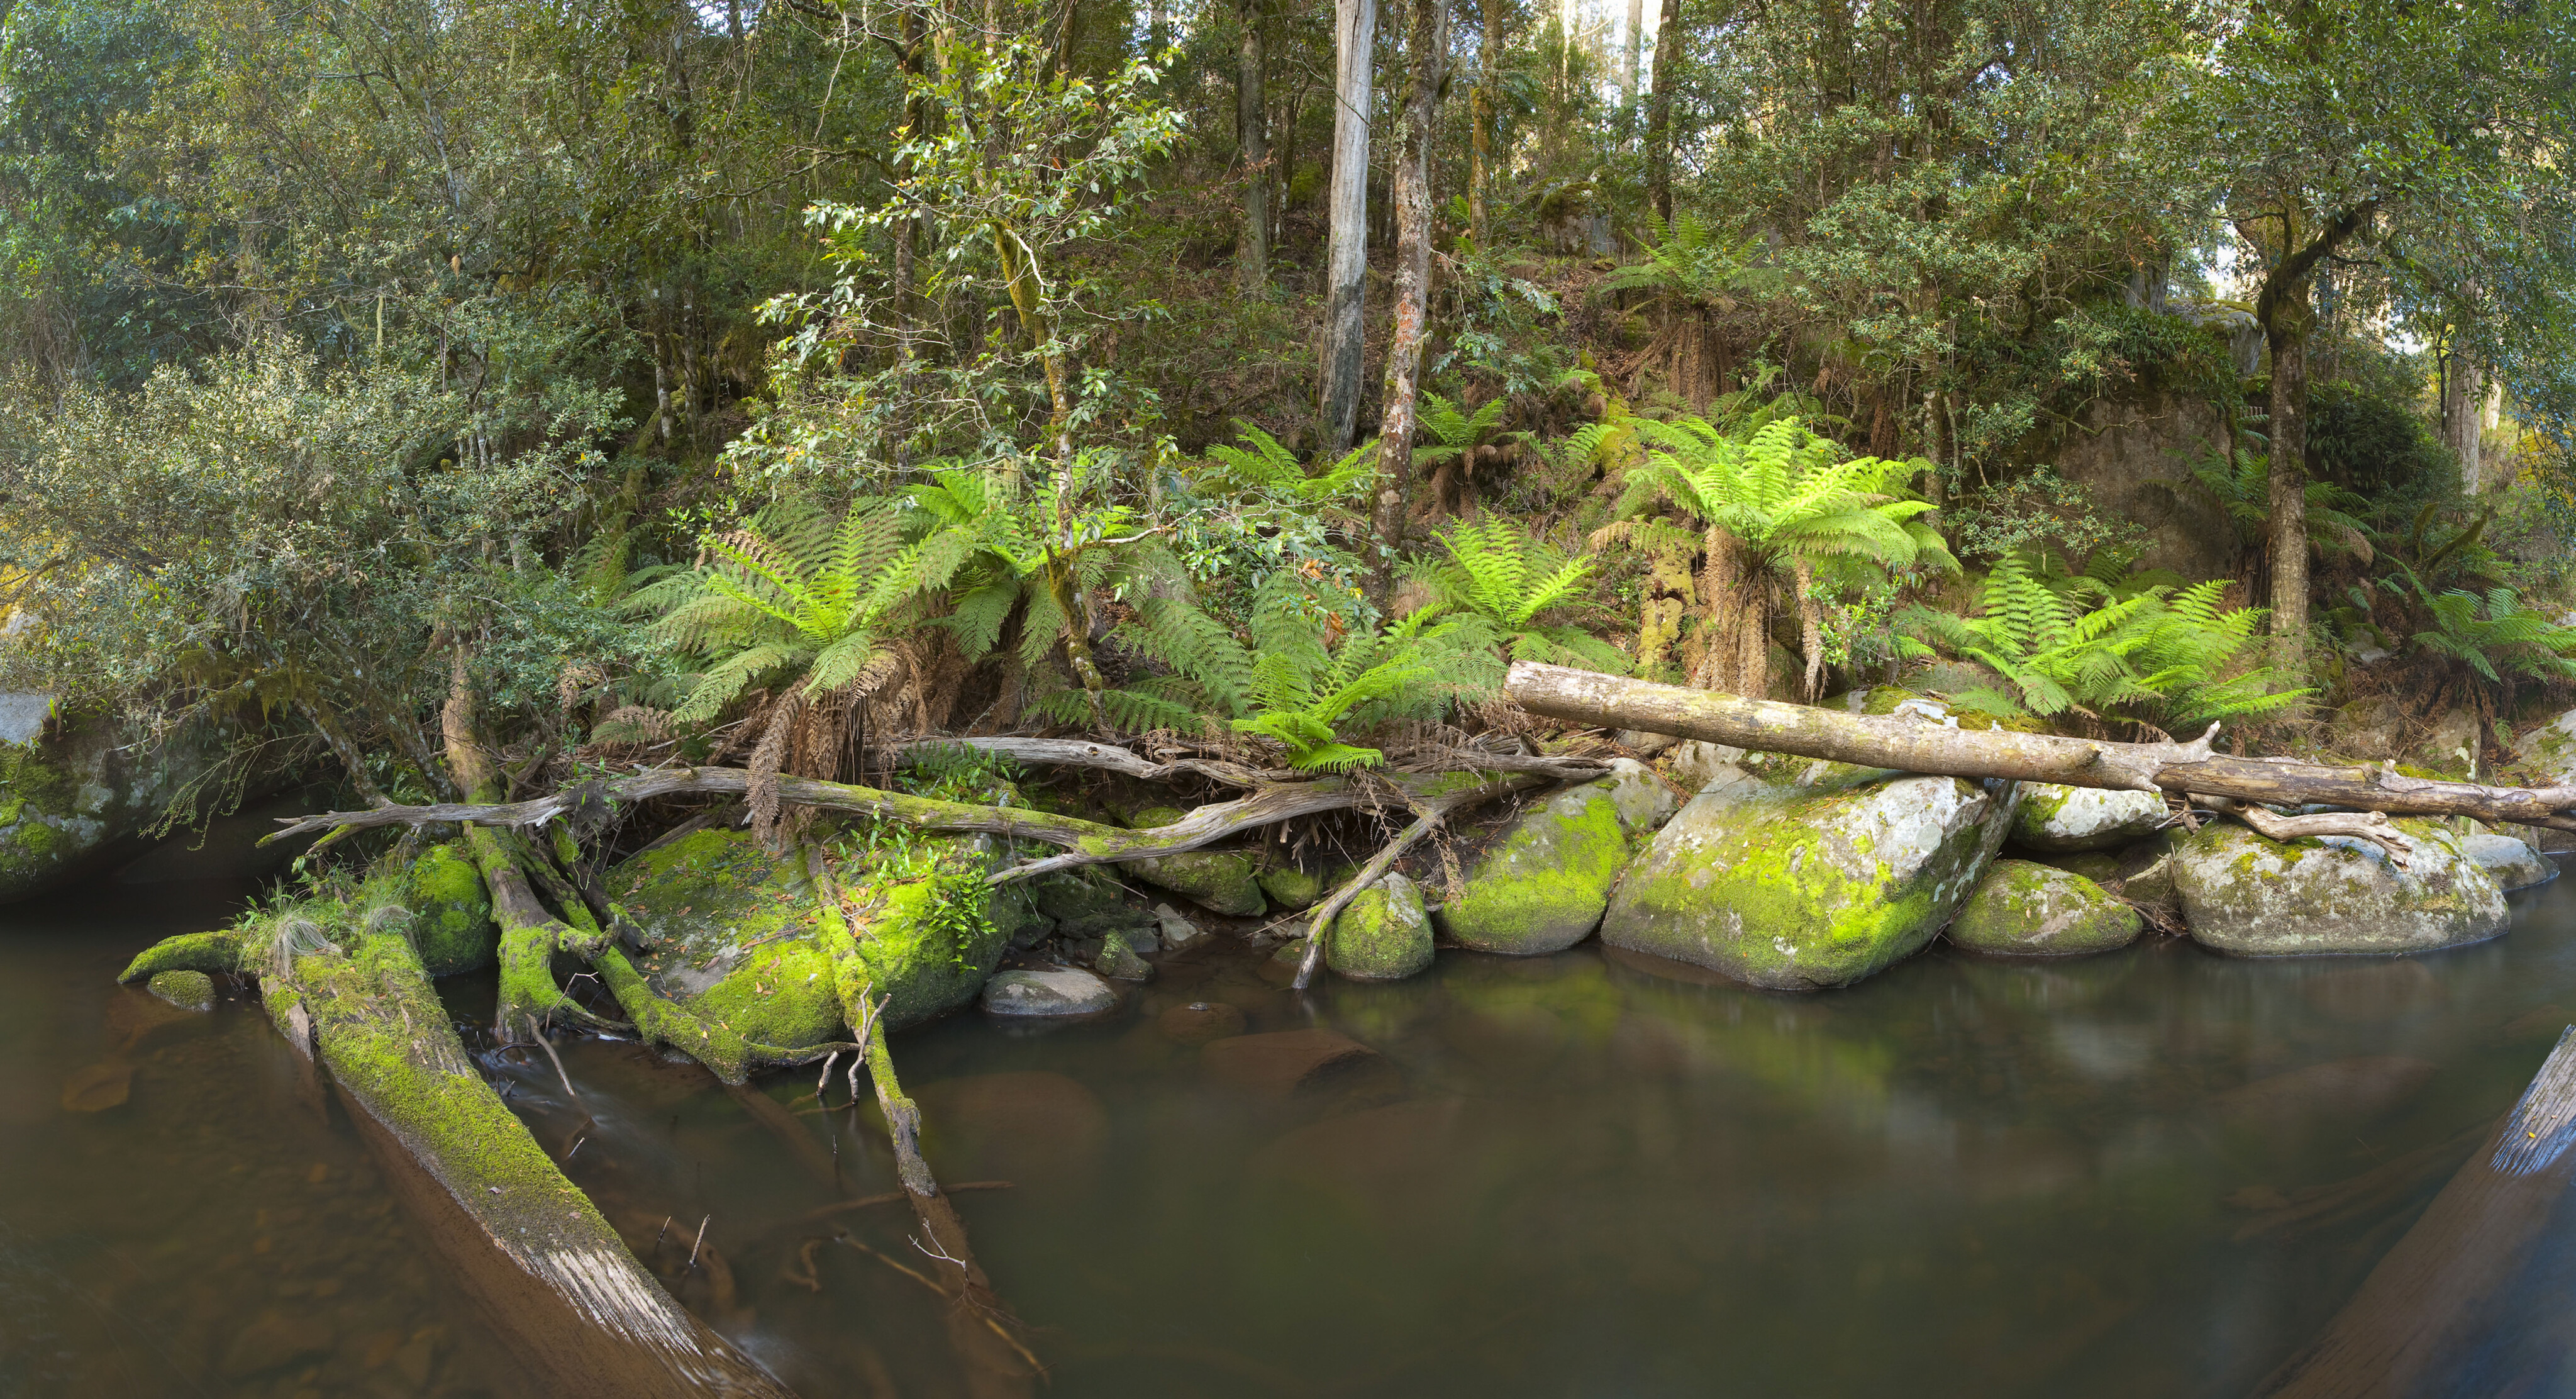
[265, 763, 1584, 883]
[2190, 794, 2416, 868]
[2255, 1025, 2576, 1397]
[1506, 662, 2576, 832]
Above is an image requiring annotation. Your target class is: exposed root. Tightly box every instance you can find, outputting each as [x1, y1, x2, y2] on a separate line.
[118, 928, 245, 983]
[1291, 775, 1541, 989]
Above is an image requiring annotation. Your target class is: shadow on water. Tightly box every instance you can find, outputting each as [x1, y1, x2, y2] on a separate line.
[16, 871, 2576, 1396]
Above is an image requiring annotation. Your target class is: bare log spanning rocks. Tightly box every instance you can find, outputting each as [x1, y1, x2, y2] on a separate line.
[1505, 662, 2576, 833]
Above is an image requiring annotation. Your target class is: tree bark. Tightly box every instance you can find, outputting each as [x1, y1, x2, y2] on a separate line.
[2443, 342, 2484, 493]
[1235, 0, 1270, 294]
[1620, 0, 1643, 127]
[2257, 1027, 2576, 1398]
[1503, 661, 2576, 831]
[1365, 0, 1446, 608]
[1468, 0, 1498, 247]
[1643, 0, 1680, 222]
[2265, 298, 2312, 679]
[1316, 0, 1377, 456]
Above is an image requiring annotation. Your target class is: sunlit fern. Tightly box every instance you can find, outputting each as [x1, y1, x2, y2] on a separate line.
[1411, 517, 1628, 672]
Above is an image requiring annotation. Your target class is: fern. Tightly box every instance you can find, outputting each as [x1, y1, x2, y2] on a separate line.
[2411, 585, 2576, 683]
[1199, 421, 1376, 508]
[1412, 393, 1512, 471]
[1898, 550, 2304, 732]
[1412, 518, 1629, 672]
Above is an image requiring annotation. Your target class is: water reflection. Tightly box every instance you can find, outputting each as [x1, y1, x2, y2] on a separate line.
[13, 873, 2576, 1396]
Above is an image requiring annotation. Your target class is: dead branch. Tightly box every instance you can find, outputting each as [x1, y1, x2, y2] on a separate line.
[1506, 662, 2576, 832]
[2194, 794, 2414, 868]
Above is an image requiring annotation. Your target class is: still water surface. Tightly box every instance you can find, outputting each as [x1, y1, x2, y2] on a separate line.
[9, 874, 2576, 1396]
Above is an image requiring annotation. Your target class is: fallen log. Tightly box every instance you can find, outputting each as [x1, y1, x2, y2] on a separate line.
[2254, 1025, 2576, 1397]
[265, 766, 1568, 882]
[1505, 662, 2576, 832]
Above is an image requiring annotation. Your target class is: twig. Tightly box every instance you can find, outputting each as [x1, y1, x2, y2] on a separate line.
[688, 1214, 711, 1270]
[525, 1014, 582, 1103]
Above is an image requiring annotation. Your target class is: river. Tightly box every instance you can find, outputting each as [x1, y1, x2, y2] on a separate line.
[8, 871, 2576, 1396]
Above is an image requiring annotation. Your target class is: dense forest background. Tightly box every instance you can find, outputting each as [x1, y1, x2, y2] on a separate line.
[5, 0, 2576, 810]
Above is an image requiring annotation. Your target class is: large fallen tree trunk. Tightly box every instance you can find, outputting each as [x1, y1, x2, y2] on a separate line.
[265, 764, 1580, 879]
[2255, 1025, 2576, 1397]
[1506, 662, 2576, 833]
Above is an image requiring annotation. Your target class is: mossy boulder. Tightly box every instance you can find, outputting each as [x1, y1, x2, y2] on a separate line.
[1600, 757, 1679, 832]
[1125, 806, 1265, 915]
[1948, 859, 2142, 957]
[0, 705, 230, 903]
[2462, 832, 2555, 892]
[146, 969, 217, 1012]
[405, 841, 497, 976]
[1258, 864, 1327, 911]
[2010, 782, 2168, 852]
[1327, 872, 1433, 981]
[1599, 762, 2021, 991]
[2172, 819, 2509, 956]
[1438, 778, 1635, 956]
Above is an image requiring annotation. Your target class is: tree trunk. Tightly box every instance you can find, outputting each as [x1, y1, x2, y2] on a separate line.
[1620, 0, 1643, 129]
[1502, 661, 2576, 832]
[1468, 0, 1498, 247]
[1687, 525, 1763, 694]
[1365, 0, 1446, 608]
[1316, 0, 1377, 456]
[2257, 1027, 2576, 1398]
[2263, 290, 2312, 681]
[2443, 343, 2484, 493]
[1643, 0, 1680, 222]
[1235, 0, 1270, 293]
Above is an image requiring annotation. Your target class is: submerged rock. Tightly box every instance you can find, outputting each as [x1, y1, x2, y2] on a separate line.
[1157, 1000, 1247, 1045]
[982, 967, 1118, 1017]
[1327, 872, 1434, 981]
[145, 969, 216, 1012]
[2011, 783, 2168, 852]
[1601, 761, 2020, 991]
[1947, 860, 2141, 957]
[2172, 820, 2508, 956]
[1202, 1028, 1398, 1103]
[2463, 832, 2555, 891]
[1438, 779, 1635, 956]
[2211, 1056, 2437, 1130]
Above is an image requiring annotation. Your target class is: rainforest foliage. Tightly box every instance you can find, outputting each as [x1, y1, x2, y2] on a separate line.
[4, 0, 2576, 805]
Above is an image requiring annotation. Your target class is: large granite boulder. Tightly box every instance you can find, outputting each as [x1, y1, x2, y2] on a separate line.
[1947, 859, 2142, 957]
[2172, 820, 2509, 956]
[1600, 756, 2021, 991]
[1438, 776, 1640, 956]
[2010, 783, 2168, 852]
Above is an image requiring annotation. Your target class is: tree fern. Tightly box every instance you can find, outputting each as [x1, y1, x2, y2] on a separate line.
[1411, 518, 1629, 672]
[1413, 393, 1511, 472]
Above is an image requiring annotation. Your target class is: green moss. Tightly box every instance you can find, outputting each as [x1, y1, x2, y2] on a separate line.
[406, 842, 497, 977]
[1260, 865, 1327, 911]
[0, 745, 75, 817]
[146, 969, 216, 1011]
[1328, 872, 1434, 980]
[118, 928, 245, 982]
[1947, 859, 2140, 957]
[14, 820, 58, 856]
[1442, 781, 1633, 956]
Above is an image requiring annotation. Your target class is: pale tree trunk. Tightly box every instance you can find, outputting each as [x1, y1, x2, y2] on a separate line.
[2264, 301, 2312, 681]
[1235, 0, 1269, 293]
[2443, 343, 2484, 493]
[1643, 0, 1679, 222]
[1316, 0, 1377, 456]
[1620, 0, 1643, 130]
[1469, 0, 1498, 247]
[1364, 0, 1445, 608]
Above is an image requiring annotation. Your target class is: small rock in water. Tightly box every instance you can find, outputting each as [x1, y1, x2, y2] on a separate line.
[981, 967, 1118, 1017]
[2012, 782, 2168, 852]
[1152, 903, 1206, 949]
[1157, 1001, 1247, 1045]
[1326, 872, 1434, 981]
[146, 969, 216, 1012]
[219, 1308, 336, 1379]
[1094, 937, 1153, 982]
[2462, 832, 2555, 891]
[1203, 1028, 1398, 1103]
[58, 1061, 133, 1113]
[1257, 866, 1326, 912]
[1946, 860, 2141, 957]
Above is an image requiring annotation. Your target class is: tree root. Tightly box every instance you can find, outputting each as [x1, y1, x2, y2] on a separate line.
[117, 928, 245, 982]
[588, 945, 855, 1086]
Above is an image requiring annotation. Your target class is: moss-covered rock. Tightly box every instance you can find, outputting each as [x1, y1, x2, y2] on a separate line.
[1438, 779, 1634, 956]
[1124, 807, 1265, 915]
[2010, 782, 2168, 853]
[1600, 762, 2020, 991]
[1258, 864, 1327, 911]
[2172, 819, 2509, 955]
[1948, 859, 2141, 957]
[1327, 872, 1433, 981]
[146, 969, 216, 1011]
[0, 705, 230, 902]
[2463, 832, 2555, 891]
[406, 841, 497, 976]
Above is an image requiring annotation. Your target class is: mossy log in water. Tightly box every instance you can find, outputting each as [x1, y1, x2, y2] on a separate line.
[123, 876, 797, 1398]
